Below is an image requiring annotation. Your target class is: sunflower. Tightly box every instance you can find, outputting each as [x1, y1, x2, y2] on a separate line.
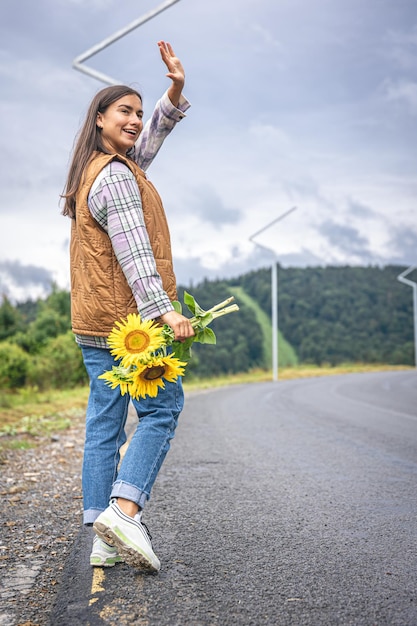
[157, 354, 187, 382]
[98, 366, 133, 396]
[129, 355, 187, 400]
[107, 313, 164, 367]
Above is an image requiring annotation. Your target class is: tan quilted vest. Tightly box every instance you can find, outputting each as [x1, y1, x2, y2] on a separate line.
[70, 152, 177, 336]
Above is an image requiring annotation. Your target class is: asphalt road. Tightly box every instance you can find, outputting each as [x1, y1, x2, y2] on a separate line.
[51, 370, 417, 626]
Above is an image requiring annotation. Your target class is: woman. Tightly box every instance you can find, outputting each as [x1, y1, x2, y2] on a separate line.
[62, 41, 194, 572]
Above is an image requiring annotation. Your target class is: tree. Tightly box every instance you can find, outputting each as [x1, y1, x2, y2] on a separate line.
[28, 331, 88, 389]
[0, 295, 23, 341]
[0, 341, 30, 389]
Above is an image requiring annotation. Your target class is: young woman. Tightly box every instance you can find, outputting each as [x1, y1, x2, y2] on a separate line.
[62, 41, 194, 572]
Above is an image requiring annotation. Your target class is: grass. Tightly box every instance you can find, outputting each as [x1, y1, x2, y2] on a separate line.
[0, 386, 89, 454]
[229, 285, 298, 367]
[183, 362, 412, 390]
[0, 363, 412, 454]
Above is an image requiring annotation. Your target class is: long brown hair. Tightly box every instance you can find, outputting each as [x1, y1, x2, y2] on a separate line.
[61, 85, 142, 219]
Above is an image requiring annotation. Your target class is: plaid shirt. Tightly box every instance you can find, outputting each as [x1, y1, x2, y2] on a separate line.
[76, 91, 190, 348]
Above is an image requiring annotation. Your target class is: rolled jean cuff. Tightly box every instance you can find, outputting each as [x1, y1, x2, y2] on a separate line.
[83, 507, 105, 525]
[111, 480, 149, 510]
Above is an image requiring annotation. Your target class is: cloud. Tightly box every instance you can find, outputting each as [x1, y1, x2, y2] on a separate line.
[385, 25, 417, 70]
[190, 185, 242, 227]
[60, 0, 114, 7]
[173, 241, 329, 288]
[318, 221, 372, 261]
[173, 245, 274, 287]
[0, 0, 416, 303]
[387, 225, 417, 266]
[249, 122, 291, 152]
[383, 78, 417, 115]
[0, 261, 55, 303]
[0, 261, 53, 286]
[283, 177, 334, 211]
[250, 23, 284, 58]
[346, 198, 376, 219]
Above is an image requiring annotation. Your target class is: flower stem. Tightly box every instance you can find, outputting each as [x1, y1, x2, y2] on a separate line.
[209, 304, 240, 320]
[207, 296, 236, 314]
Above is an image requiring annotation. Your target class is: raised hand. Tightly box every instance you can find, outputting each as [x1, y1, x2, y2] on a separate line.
[157, 41, 185, 106]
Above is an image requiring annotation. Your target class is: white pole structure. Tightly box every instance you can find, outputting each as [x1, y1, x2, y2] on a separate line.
[249, 207, 297, 382]
[72, 0, 181, 85]
[397, 266, 417, 369]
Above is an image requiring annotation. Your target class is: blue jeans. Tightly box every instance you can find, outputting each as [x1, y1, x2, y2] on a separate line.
[80, 346, 184, 525]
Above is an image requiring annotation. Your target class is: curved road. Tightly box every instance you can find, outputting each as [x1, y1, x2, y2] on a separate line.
[51, 370, 417, 625]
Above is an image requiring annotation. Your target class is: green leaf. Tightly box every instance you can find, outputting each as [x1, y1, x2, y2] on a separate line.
[172, 336, 195, 362]
[195, 327, 216, 345]
[184, 291, 205, 317]
[172, 300, 182, 314]
[196, 312, 214, 328]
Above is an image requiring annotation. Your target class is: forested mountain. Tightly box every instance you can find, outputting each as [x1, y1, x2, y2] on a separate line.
[235, 264, 415, 366]
[0, 265, 414, 391]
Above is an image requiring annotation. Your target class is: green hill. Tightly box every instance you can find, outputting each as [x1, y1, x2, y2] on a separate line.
[229, 285, 298, 368]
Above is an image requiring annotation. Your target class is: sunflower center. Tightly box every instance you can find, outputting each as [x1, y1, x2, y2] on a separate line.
[124, 329, 151, 353]
[143, 365, 166, 380]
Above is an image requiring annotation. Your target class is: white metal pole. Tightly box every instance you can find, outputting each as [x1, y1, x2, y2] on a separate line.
[72, 0, 181, 85]
[397, 266, 417, 369]
[271, 260, 278, 381]
[249, 207, 297, 382]
[413, 285, 417, 369]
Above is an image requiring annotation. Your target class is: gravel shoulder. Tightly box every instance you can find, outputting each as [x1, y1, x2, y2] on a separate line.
[0, 414, 85, 626]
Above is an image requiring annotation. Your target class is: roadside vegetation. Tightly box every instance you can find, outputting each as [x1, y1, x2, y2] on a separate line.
[0, 264, 414, 452]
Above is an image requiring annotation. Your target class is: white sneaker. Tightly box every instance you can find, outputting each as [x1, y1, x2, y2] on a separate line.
[93, 500, 160, 572]
[90, 536, 122, 567]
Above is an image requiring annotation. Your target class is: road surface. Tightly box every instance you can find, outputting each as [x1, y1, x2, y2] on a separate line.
[51, 370, 417, 625]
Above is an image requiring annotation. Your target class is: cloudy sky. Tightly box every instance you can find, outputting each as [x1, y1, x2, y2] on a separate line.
[0, 0, 416, 302]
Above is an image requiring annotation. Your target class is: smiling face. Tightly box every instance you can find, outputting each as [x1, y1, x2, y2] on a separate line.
[97, 94, 143, 155]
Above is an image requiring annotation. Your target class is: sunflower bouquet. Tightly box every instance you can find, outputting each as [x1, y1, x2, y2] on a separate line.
[98, 291, 239, 400]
